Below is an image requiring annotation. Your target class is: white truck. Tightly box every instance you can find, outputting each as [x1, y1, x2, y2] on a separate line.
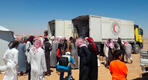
[72, 15, 135, 42]
[48, 20, 74, 39]
[72, 15, 142, 53]
[48, 15, 141, 53]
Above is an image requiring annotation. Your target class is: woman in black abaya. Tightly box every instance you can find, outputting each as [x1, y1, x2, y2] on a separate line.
[87, 37, 98, 80]
[76, 38, 90, 80]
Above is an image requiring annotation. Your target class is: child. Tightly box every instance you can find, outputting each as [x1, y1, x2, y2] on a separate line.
[57, 44, 65, 62]
[57, 52, 76, 80]
[109, 50, 128, 80]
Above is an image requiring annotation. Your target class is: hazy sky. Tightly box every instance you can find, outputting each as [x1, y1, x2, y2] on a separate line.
[0, 0, 148, 37]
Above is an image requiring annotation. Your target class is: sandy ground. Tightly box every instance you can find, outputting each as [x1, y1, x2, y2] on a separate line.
[48, 53, 142, 80]
[0, 39, 148, 80]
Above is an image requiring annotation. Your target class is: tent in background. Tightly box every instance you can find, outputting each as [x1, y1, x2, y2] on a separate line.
[0, 26, 15, 66]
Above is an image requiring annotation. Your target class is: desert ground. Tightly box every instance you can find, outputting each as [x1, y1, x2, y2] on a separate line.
[0, 39, 148, 80]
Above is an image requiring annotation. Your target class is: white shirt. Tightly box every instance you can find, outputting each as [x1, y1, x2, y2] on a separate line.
[0, 48, 18, 80]
[28, 47, 47, 80]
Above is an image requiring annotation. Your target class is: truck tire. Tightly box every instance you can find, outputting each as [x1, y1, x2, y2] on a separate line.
[134, 44, 140, 54]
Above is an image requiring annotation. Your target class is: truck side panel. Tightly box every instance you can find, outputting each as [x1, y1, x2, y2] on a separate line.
[64, 21, 73, 38]
[89, 16, 101, 42]
[101, 17, 134, 41]
[55, 20, 65, 37]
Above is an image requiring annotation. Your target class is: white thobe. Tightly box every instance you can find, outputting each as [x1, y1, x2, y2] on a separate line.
[28, 47, 47, 80]
[0, 48, 18, 80]
[104, 44, 109, 58]
[25, 41, 32, 63]
[104, 44, 109, 65]
[125, 44, 132, 60]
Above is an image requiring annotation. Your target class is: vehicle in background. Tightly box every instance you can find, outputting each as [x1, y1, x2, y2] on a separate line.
[48, 20, 74, 39]
[72, 15, 143, 54]
[140, 50, 148, 72]
[48, 15, 143, 53]
[134, 25, 143, 53]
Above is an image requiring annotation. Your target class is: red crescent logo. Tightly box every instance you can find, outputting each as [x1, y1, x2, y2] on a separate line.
[113, 24, 117, 33]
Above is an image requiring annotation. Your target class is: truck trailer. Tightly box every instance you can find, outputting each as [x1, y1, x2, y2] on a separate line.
[72, 15, 143, 53]
[48, 20, 74, 39]
[48, 15, 143, 53]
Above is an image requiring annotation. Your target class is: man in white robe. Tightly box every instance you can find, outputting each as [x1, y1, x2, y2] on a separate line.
[50, 37, 59, 67]
[27, 38, 47, 80]
[124, 41, 133, 63]
[0, 40, 19, 80]
[25, 36, 35, 80]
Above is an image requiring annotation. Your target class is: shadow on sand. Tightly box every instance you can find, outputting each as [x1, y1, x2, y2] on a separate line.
[63, 76, 75, 80]
[133, 72, 148, 80]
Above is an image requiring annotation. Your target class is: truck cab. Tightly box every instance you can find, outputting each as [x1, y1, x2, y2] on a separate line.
[134, 25, 143, 49]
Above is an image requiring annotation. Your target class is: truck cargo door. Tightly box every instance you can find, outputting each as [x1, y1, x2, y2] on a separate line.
[89, 17, 101, 42]
[55, 20, 65, 37]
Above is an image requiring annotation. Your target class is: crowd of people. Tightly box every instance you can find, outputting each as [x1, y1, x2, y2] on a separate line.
[104, 38, 133, 67]
[0, 35, 133, 80]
